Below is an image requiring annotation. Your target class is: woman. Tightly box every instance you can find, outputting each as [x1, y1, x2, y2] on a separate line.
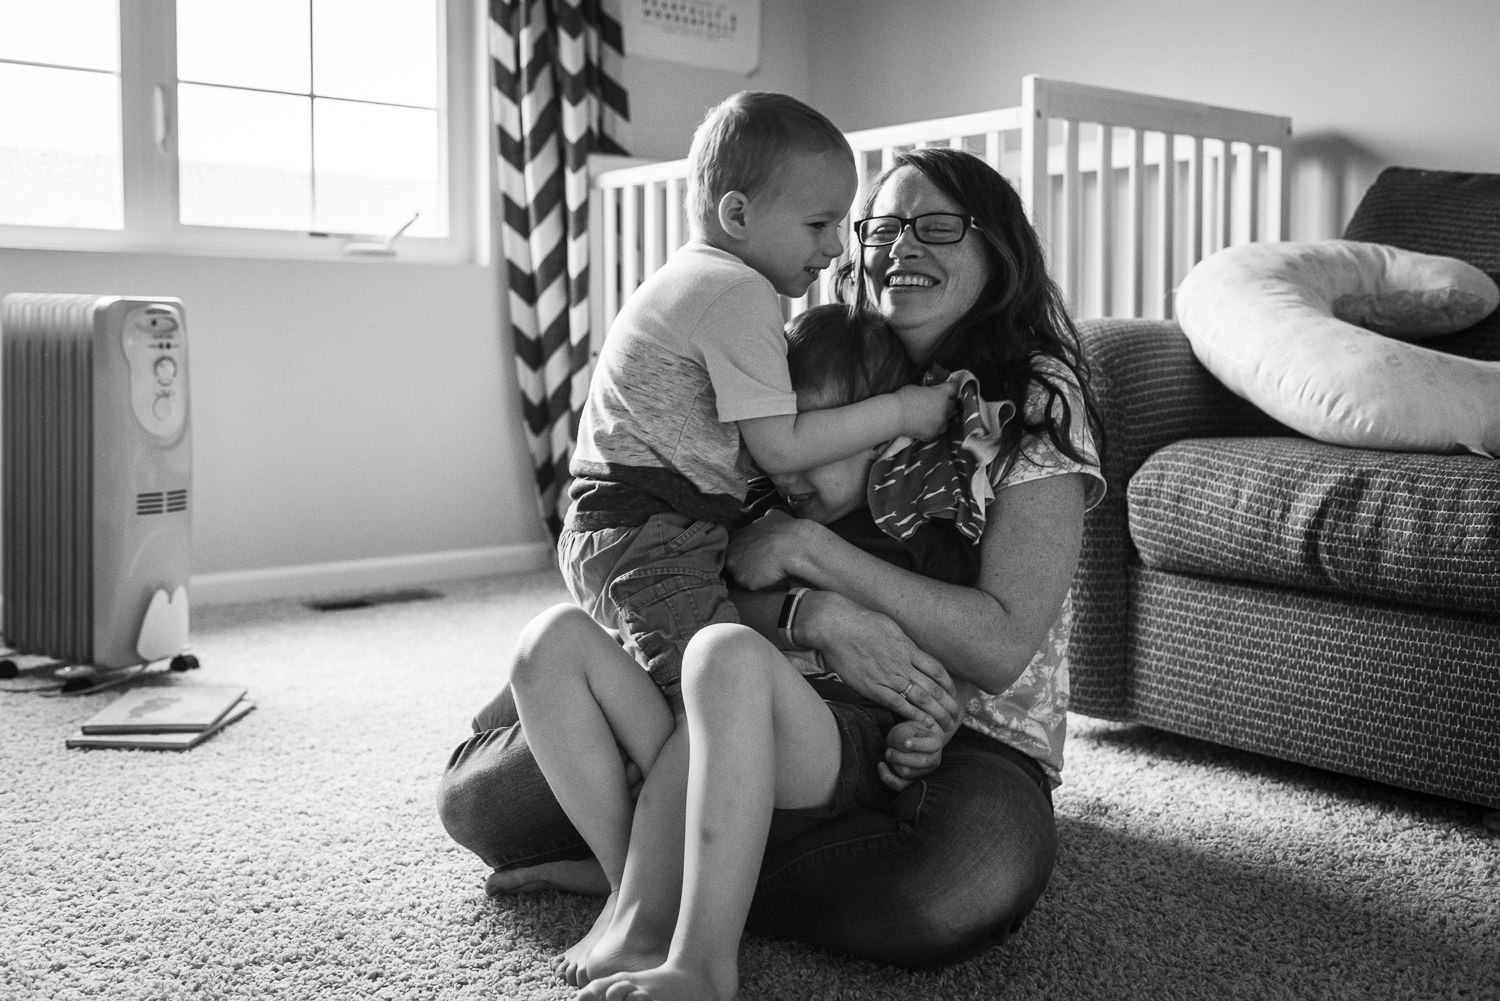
[436, 146, 1104, 971]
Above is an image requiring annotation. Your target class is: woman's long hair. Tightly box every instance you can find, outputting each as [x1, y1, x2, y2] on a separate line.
[836, 147, 1104, 474]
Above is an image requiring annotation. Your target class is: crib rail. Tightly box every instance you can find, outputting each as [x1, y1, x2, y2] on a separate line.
[587, 75, 1291, 356]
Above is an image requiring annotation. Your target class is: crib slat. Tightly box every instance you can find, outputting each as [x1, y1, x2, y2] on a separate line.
[1246, 145, 1262, 242]
[665, 177, 683, 255]
[1095, 125, 1114, 319]
[1127, 128, 1146, 318]
[1218, 141, 1233, 250]
[1267, 145, 1288, 240]
[644, 182, 663, 274]
[1188, 136, 1204, 267]
[1157, 132, 1176, 319]
[1020, 88, 1049, 236]
[602, 186, 620, 335]
[1061, 120, 1083, 314]
[621, 187, 640, 302]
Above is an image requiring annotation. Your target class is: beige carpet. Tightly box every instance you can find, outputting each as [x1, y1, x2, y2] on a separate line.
[3, 568, 1497, 1001]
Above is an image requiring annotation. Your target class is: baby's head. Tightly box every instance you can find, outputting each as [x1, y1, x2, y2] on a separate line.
[770, 304, 915, 523]
[687, 92, 856, 298]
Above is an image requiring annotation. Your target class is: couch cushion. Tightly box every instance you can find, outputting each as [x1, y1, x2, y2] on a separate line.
[1128, 436, 1500, 614]
[1343, 167, 1500, 273]
[1343, 167, 1500, 366]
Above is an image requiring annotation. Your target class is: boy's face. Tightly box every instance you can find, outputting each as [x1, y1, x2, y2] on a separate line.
[767, 440, 880, 525]
[734, 150, 856, 298]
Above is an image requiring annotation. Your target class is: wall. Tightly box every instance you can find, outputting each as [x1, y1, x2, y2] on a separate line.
[620, 0, 814, 160]
[0, 248, 551, 603]
[803, 0, 1500, 239]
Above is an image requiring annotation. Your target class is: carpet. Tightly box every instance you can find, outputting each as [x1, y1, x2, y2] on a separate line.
[3, 569, 1496, 1001]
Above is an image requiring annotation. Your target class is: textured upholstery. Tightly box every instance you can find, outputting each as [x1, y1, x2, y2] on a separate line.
[1128, 568, 1500, 810]
[1129, 437, 1500, 614]
[1069, 319, 1284, 714]
[1068, 166, 1500, 810]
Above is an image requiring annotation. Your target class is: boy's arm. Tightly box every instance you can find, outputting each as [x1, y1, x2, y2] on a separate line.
[738, 382, 957, 474]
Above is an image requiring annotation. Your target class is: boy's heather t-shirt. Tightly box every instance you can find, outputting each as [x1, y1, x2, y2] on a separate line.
[569, 242, 799, 528]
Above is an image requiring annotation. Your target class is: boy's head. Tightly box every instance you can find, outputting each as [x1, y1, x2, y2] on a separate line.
[687, 92, 857, 298]
[770, 304, 915, 524]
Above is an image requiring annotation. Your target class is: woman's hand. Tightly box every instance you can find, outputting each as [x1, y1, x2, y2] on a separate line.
[726, 509, 808, 591]
[804, 591, 963, 731]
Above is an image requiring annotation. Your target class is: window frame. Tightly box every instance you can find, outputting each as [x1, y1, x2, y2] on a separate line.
[0, 0, 485, 264]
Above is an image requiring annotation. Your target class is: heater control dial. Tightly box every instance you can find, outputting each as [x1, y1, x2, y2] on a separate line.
[122, 304, 187, 439]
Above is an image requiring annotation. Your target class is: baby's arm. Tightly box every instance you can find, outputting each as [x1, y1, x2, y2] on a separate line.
[738, 382, 956, 474]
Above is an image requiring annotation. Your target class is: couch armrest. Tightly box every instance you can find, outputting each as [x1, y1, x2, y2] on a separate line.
[1067, 318, 1289, 718]
[1081, 317, 1288, 482]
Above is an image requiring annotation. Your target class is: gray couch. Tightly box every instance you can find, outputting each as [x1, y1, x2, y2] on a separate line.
[1068, 167, 1500, 812]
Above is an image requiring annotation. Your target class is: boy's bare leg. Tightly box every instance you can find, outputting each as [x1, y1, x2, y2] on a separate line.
[509, 603, 676, 986]
[581, 623, 842, 1001]
[581, 724, 692, 982]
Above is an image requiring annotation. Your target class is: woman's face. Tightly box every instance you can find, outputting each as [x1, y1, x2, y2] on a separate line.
[862, 166, 992, 364]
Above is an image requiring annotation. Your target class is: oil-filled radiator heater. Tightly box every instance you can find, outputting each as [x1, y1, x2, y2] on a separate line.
[2, 293, 198, 680]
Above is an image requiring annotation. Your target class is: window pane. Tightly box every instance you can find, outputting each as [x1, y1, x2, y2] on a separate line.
[313, 99, 441, 236]
[0, 64, 121, 228]
[179, 84, 312, 230]
[0, 0, 117, 70]
[176, 0, 310, 93]
[313, 0, 437, 106]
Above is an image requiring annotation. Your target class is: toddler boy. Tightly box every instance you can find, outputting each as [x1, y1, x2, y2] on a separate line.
[561, 92, 955, 708]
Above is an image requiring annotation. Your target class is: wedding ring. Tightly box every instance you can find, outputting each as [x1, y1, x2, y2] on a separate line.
[901, 681, 915, 699]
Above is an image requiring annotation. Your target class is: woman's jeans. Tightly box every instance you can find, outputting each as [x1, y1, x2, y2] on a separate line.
[435, 690, 1057, 968]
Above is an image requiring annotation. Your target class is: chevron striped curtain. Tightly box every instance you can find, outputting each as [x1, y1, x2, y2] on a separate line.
[490, 0, 630, 538]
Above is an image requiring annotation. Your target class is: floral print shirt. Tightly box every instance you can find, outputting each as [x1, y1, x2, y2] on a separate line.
[960, 357, 1104, 787]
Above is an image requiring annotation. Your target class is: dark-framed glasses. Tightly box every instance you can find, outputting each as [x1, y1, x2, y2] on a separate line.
[854, 213, 976, 247]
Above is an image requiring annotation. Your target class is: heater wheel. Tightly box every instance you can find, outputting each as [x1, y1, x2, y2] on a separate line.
[170, 654, 201, 672]
[0, 659, 18, 680]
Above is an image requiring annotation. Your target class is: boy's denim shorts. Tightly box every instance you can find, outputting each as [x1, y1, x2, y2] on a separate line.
[558, 511, 739, 710]
[767, 681, 900, 848]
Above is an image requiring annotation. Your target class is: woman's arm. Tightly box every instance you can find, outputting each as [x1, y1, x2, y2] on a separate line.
[728, 472, 1088, 695]
[730, 579, 963, 733]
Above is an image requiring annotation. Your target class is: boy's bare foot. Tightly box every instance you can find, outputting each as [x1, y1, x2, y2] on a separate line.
[552, 891, 619, 987]
[485, 859, 610, 897]
[581, 901, 673, 984]
[575, 958, 736, 1001]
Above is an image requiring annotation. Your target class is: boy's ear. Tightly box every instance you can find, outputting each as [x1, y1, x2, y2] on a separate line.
[718, 191, 750, 239]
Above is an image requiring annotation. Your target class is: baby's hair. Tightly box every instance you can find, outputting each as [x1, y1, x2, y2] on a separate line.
[784, 304, 915, 413]
[686, 91, 854, 235]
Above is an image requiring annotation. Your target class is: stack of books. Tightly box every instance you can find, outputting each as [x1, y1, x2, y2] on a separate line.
[66, 684, 254, 750]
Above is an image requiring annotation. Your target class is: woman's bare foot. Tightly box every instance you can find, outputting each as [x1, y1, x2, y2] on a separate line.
[484, 858, 610, 897]
[576, 958, 736, 1001]
[552, 891, 619, 987]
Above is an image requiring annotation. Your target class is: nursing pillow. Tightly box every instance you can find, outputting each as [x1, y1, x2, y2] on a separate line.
[1175, 240, 1500, 457]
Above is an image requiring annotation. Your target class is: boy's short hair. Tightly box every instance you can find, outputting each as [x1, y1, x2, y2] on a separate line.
[784, 304, 915, 412]
[687, 91, 854, 234]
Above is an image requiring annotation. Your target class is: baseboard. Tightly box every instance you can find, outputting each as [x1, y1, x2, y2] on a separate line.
[189, 543, 557, 606]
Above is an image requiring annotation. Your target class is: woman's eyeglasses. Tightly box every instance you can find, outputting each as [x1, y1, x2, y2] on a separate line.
[854, 213, 976, 247]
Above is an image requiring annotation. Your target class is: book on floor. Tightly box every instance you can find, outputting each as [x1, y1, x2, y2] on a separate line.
[77, 684, 248, 734]
[66, 699, 255, 750]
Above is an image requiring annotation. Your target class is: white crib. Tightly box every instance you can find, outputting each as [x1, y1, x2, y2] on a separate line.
[588, 75, 1292, 353]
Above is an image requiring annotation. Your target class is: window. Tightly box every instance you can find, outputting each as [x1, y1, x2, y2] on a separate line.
[0, 0, 482, 262]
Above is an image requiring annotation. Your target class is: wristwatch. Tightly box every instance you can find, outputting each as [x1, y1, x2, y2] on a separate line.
[777, 586, 812, 651]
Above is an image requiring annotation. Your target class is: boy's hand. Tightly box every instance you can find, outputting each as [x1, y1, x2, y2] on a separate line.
[879, 718, 955, 791]
[894, 382, 958, 440]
